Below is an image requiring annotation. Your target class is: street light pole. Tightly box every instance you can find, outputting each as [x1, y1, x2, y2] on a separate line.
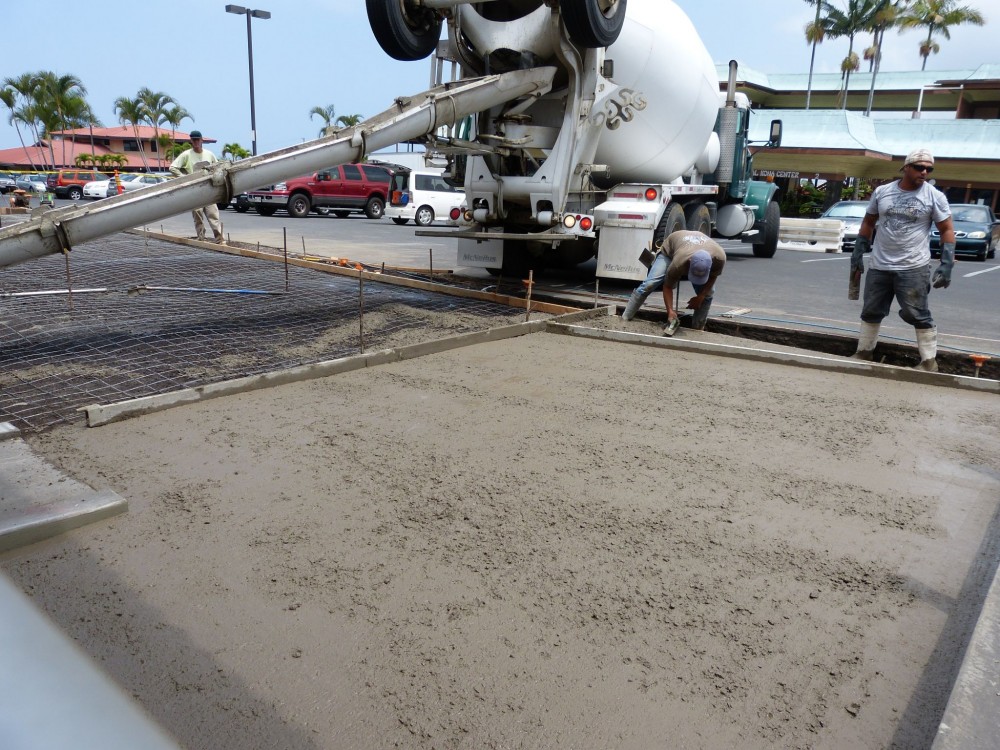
[225, 5, 271, 156]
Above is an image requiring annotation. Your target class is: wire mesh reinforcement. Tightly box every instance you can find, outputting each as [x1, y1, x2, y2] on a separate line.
[0, 233, 527, 433]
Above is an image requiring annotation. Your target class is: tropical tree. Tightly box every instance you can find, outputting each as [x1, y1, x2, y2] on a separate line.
[0, 84, 38, 170]
[335, 113, 363, 128]
[2, 73, 47, 168]
[898, 0, 985, 70]
[309, 104, 337, 137]
[39, 72, 88, 169]
[222, 142, 251, 160]
[803, 0, 831, 110]
[163, 104, 192, 145]
[113, 95, 150, 172]
[74, 153, 96, 168]
[825, 0, 881, 109]
[864, 0, 911, 115]
[137, 87, 177, 169]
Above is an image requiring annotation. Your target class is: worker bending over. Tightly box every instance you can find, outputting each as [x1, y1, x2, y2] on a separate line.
[622, 230, 726, 335]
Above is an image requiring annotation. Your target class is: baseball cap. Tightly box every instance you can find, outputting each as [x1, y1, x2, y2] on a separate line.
[904, 148, 933, 167]
[688, 249, 712, 285]
[189, 130, 203, 139]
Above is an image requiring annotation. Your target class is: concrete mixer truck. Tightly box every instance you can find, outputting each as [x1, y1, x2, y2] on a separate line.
[0, 0, 779, 280]
[367, 0, 784, 280]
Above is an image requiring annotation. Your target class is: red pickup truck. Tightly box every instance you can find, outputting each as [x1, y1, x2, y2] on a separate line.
[247, 162, 396, 219]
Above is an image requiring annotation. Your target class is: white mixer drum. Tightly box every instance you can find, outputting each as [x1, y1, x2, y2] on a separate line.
[596, 0, 721, 185]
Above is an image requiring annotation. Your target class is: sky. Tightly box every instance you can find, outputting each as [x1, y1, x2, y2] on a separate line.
[1, 0, 997, 157]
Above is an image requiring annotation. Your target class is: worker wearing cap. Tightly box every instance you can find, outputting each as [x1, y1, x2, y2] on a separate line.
[169, 130, 225, 245]
[851, 147, 955, 371]
[622, 229, 726, 334]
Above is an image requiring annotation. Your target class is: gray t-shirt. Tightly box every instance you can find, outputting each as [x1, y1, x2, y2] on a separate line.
[866, 180, 950, 271]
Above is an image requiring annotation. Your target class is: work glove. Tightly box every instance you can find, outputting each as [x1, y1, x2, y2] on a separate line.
[851, 235, 870, 275]
[932, 242, 955, 289]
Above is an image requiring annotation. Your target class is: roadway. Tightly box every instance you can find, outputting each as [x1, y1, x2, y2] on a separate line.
[37, 198, 1000, 357]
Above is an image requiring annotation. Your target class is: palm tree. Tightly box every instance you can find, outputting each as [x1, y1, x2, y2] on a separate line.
[222, 143, 251, 160]
[39, 72, 88, 168]
[163, 105, 192, 142]
[335, 113, 363, 128]
[825, 0, 881, 109]
[803, 0, 831, 110]
[0, 85, 38, 171]
[898, 0, 985, 70]
[113, 95, 150, 172]
[137, 87, 177, 169]
[864, 1, 910, 116]
[2, 73, 46, 168]
[309, 104, 337, 137]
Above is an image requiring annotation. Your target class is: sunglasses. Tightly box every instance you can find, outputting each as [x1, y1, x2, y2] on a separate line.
[910, 164, 934, 173]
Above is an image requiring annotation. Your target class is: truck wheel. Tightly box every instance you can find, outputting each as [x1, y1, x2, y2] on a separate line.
[753, 200, 780, 258]
[288, 194, 311, 219]
[562, 0, 628, 48]
[334, 210, 351, 218]
[255, 205, 277, 217]
[684, 202, 712, 235]
[314, 207, 331, 216]
[414, 205, 435, 226]
[653, 202, 686, 248]
[391, 217, 409, 225]
[366, 0, 441, 61]
[67, 186, 83, 201]
[364, 196, 385, 219]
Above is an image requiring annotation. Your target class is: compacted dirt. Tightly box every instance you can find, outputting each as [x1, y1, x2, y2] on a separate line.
[3, 319, 999, 749]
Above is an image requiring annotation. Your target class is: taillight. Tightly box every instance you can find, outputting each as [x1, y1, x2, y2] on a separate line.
[450, 208, 461, 221]
[644, 187, 658, 201]
[580, 216, 593, 231]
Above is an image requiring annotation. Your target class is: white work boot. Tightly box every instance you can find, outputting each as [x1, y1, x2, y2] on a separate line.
[851, 322, 880, 361]
[914, 327, 939, 372]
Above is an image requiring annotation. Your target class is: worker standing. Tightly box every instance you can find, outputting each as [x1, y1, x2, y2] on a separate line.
[622, 230, 726, 335]
[850, 148, 955, 371]
[169, 130, 225, 245]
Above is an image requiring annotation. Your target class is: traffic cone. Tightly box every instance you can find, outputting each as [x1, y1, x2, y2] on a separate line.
[114, 170, 123, 195]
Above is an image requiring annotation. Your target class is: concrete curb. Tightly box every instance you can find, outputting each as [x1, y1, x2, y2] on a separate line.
[933, 561, 1000, 750]
[0, 422, 21, 442]
[0, 489, 127, 554]
[547, 323, 1000, 395]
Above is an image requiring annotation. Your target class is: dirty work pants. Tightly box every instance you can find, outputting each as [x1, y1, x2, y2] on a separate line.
[192, 203, 223, 242]
[622, 251, 713, 329]
[860, 264, 933, 329]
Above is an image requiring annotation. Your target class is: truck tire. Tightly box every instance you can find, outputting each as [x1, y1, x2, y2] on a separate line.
[561, 0, 627, 48]
[364, 196, 385, 220]
[653, 202, 686, 249]
[67, 186, 83, 201]
[366, 0, 442, 61]
[684, 202, 711, 236]
[414, 205, 435, 226]
[255, 205, 277, 217]
[753, 200, 780, 258]
[314, 207, 331, 216]
[334, 210, 351, 218]
[391, 217, 409, 225]
[288, 193, 311, 219]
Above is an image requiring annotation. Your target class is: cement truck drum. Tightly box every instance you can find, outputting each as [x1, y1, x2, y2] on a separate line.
[366, 0, 442, 61]
[595, 0, 722, 184]
[561, 0, 628, 48]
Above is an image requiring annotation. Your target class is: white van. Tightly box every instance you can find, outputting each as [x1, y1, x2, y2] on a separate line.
[385, 169, 463, 226]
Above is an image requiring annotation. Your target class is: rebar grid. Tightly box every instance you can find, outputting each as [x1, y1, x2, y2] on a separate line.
[0, 234, 524, 432]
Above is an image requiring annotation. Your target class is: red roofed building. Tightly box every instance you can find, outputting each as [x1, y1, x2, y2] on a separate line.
[0, 127, 217, 172]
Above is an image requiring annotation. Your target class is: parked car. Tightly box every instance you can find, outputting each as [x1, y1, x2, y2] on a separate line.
[819, 201, 869, 253]
[118, 173, 169, 194]
[46, 169, 107, 200]
[83, 174, 133, 199]
[931, 204, 1000, 262]
[217, 193, 251, 212]
[247, 162, 397, 219]
[15, 174, 48, 194]
[0, 172, 17, 193]
[385, 169, 463, 226]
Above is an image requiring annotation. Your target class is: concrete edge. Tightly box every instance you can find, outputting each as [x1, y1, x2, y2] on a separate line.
[0, 489, 128, 554]
[83, 316, 555, 427]
[932, 559, 1000, 749]
[0, 422, 21, 442]
[548, 324, 1000, 394]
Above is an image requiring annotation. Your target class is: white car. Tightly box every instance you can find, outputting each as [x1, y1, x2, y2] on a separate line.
[83, 175, 134, 199]
[385, 169, 462, 226]
[118, 173, 169, 195]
